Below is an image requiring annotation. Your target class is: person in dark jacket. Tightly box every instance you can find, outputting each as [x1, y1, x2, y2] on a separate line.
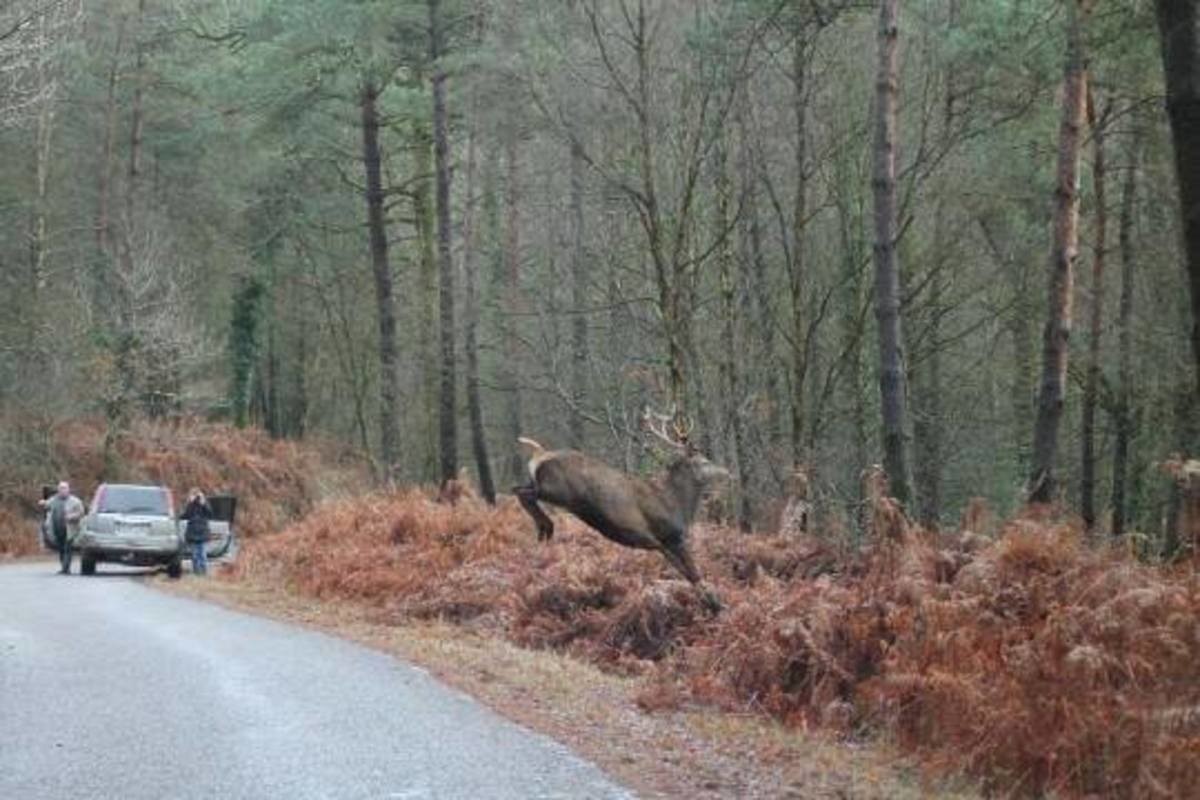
[180, 487, 212, 576]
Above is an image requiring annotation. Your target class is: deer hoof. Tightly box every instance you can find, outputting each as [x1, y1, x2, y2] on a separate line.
[700, 588, 723, 616]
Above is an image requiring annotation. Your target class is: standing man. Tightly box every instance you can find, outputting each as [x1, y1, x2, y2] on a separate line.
[39, 481, 84, 575]
[180, 488, 212, 576]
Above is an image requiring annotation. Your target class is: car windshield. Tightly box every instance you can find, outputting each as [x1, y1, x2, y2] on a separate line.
[98, 486, 170, 516]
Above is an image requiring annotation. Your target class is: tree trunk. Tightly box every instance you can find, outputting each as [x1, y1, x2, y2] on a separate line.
[429, 0, 458, 484]
[1155, 0, 1200, 401]
[568, 141, 589, 450]
[914, 1, 956, 529]
[1029, 0, 1087, 504]
[871, 0, 914, 508]
[95, 19, 125, 257]
[29, 69, 54, 298]
[980, 214, 1036, 481]
[260, 254, 281, 435]
[790, 30, 809, 467]
[359, 78, 401, 479]
[18, 14, 57, 382]
[502, 131, 525, 482]
[462, 117, 496, 505]
[833, 142, 870, 529]
[229, 275, 264, 429]
[460, 169, 494, 503]
[914, 269, 944, 528]
[1081, 92, 1109, 531]
[293, 288, 309, 438]
[124, 1, 145, 234]
[681, 269, 714, 457]
[413, 110, 439, 481]
[629, 6, 685, 424]
[715, 131, 752, 532]
[1011, 275, 1035, 479]
[1112, 116, 1138, 538]
[106, 0, 147, 467]
[1167, 363, 1199, 555]
[737, 92, 778, 452]
[264, 297, 280, 437]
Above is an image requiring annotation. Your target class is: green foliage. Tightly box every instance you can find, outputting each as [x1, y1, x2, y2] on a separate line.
[229, 275, 267, 428]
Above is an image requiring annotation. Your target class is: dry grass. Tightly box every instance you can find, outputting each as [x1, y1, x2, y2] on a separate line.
[227, 489, 1200, 798]
[0, 505, 30, 555]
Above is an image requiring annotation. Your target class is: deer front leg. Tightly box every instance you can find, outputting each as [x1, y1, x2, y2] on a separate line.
[661, 542, 722, 615]
[515, 483, 555, 542]
[659, 542, 701, 584]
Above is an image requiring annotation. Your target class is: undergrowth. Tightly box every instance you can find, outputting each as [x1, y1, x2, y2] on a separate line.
[227, 487, 1200, 798]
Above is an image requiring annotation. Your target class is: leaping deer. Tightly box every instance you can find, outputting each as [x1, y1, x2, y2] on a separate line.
[514, 410, 728, 612]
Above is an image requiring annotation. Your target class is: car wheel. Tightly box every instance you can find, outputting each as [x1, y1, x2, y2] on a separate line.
[166, 558, 183, 579]
[81, 556, 96, 576]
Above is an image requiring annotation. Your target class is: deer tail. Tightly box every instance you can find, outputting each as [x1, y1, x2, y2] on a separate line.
[516, 436, 545, 455]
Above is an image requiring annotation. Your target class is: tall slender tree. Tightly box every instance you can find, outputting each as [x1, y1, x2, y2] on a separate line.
[714, 119, 751, 531]
[1155, 0, 1200, 400]
[870, 0, 914, 507]
[1080, 90, 1110, 530]
[501, 128, 524, 482]
[1029, 0, 1088, 504]
[360, 77, 402, 479]
[789, 25, 809, 468]
[95, 16, 125, 258]
[913, 0, 958, 528]
[461, 15, 495, 504]
[429, 0, 457, 484]
[1112, 113, 1140, 537]
[413, 109, 440, 480]
[568, 141, 589, 450]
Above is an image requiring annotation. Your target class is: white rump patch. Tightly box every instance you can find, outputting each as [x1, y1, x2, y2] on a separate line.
[517, 437, 550, 480]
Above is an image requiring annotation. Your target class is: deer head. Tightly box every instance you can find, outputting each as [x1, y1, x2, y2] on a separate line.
[641, 406, 730, 488]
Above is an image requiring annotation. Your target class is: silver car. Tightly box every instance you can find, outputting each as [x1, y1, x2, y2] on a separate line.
[61, 484, 235, 577]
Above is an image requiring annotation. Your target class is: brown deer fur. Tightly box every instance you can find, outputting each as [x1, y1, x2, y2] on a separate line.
[514, 437, 728, 610]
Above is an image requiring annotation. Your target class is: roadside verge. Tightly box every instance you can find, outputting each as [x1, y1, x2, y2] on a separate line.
[155, 572, 969, 800]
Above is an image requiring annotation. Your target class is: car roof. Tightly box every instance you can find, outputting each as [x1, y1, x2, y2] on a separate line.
[96, 483, 169, 490]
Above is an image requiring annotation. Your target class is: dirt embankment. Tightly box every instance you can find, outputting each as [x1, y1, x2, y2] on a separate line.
[219, 488, 1200, 799]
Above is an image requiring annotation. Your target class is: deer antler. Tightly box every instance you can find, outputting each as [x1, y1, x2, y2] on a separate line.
[641, 405, 691, 453]
[672, 416, 694, 448]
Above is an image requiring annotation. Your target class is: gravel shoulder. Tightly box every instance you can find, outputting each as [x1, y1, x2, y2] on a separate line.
[155, 568, 978, 800]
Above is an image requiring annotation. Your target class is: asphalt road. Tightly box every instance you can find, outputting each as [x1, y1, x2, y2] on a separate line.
[0, 561, 633, 800]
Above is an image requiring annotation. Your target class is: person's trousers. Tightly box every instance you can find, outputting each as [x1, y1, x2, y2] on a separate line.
[57, 535, 71, 573]
[191, 541, 208, 575]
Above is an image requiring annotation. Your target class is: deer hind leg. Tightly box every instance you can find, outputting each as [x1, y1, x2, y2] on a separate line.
[515, 483, 555, 542]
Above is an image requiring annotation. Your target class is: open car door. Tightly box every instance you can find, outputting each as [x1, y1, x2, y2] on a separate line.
[204, 494, 236, 559]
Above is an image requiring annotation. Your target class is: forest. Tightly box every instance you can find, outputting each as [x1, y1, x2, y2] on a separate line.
[1, 0, 1198, 545]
